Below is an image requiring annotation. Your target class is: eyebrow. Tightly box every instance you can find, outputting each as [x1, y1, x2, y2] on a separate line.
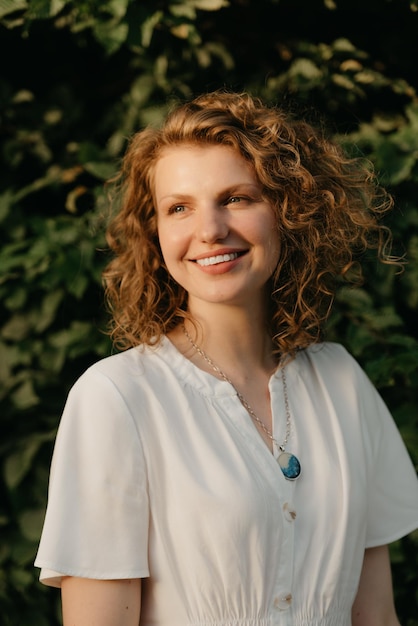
[157, 183, 263, 205]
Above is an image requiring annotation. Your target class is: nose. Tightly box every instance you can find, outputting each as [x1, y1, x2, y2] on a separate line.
[196, 205, 229, 243]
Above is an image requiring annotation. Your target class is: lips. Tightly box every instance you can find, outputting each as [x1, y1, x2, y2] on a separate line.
[195, 252, 240, 267]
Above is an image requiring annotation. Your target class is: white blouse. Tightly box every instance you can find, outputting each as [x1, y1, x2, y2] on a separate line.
[35, 339, 418, 626]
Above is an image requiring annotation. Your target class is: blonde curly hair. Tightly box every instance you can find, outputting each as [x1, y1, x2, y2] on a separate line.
[103, 90, 396, 355]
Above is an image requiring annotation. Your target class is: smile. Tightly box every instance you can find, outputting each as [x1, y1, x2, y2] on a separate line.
[195, 252, 240, 267]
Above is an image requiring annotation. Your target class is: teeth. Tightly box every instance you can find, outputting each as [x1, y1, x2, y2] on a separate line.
[196, 252, 239, 266]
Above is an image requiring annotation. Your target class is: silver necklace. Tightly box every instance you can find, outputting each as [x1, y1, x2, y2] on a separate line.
[182, 325, 301, 481]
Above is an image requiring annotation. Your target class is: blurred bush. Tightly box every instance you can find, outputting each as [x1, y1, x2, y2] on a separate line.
[1, 0, 417, 623]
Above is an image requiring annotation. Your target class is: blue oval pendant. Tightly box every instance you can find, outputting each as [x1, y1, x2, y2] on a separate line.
[278, 451, 301, 481]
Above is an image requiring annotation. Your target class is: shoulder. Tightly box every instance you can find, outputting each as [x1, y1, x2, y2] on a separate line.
[56, 342, 174, 446]
[294, 341, 379, 412]
[77, 341, 168, 383]
[67, 341, 171, 406]
[295, 342, 395, 434]
[297, 341, 362, 379]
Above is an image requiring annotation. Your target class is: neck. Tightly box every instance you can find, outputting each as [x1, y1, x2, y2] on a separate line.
[174, 301, 277, 379]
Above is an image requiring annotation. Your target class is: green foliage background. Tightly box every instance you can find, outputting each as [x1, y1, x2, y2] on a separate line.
[1, 0, 418, 623]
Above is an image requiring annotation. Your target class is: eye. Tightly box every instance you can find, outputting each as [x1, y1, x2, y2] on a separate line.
[168, 204, 186, 215]
[226, 196, 243, 205]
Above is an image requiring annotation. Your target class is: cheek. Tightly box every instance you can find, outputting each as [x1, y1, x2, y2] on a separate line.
[263, 224, 281, 270]
[157, 226, 186, 266]
[254, 212, 280, 246]
[270, 231, 281, 259]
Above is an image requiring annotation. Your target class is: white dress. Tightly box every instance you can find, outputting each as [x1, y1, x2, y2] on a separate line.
[35, 339, 418, 626]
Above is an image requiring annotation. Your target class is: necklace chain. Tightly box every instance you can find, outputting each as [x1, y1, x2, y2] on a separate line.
[182, 324, 292, 454]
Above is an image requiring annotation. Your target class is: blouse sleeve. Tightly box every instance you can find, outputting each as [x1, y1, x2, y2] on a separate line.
[34, 366, 150, 587]
[356, 361, 418, 548]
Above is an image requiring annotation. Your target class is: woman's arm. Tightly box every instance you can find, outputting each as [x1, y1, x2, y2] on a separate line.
[61, 577, 141, 626]
[352, 545, 400, 626]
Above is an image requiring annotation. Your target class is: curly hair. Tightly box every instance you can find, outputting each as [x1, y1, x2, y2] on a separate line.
[103, 89, 397, 355]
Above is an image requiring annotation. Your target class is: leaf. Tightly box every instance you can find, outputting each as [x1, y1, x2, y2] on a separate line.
[9, 565, 33, 587]
[101, 0, 130, 20]
[332, 73, 359, 92]
[332, 38, 357, 53]
[4, 286, 27, 311]
[38, 343, 66, 373]
[337, 286, 374, 310]
[405, 102, 418, 130]
[345, 324, 376, 357]
[48, 320, 96, 352]
[1, 314, 31, 341]
[289, 58, 323, 81]
[0, 190, 13, 222]
[394, 125, 418, 153]
[171, 23, 192, 39]
[11, 378, 40, 410]
[189, 0, 229, 10]
[50, 0, 65, 17]
[65, 185, 88, 213]
[140, 10, 163, 48]
[19, 509, 46, 542]
[93, 21, 129, 55]
[83, 161, 117, 181]
[67, 272, 89, 299]
[35, 289, 65, 333]
[4, 439, 44, 489]
[196, 41, 234, 70]
[364, 308, 403, 331]
[377, 142, 416, 185]
[169, 3, 196, 19]
[0, 0, 27, 19]
[170, 21, 201, 44]
[25, 0, 54, 20]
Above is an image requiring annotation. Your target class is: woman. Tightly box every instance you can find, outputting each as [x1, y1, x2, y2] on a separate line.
[35, 91, 418, 625]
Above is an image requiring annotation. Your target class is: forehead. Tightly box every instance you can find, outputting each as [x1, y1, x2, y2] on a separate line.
[157, 142, 248, 163]
[153, 144, 257, 189]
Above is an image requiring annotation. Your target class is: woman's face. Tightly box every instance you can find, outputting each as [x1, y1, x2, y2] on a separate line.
[154, 144, 280, 313]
